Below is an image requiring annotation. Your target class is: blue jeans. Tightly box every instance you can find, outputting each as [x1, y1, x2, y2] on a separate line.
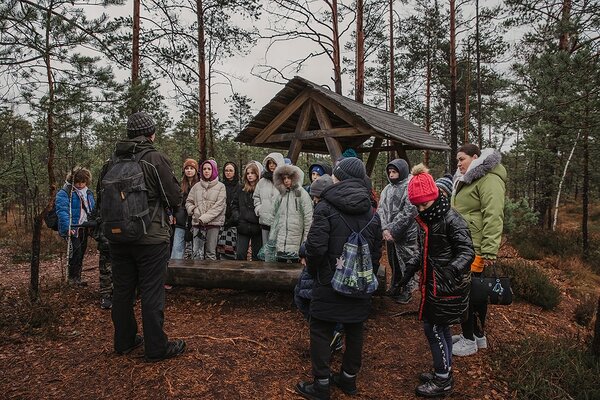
[423, 321, 452, 375]
[170, 227, 186, 259]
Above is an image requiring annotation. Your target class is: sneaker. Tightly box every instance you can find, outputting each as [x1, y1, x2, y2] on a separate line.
[116, 335, 144, 355]
[164, 284, 173, 290]
[295, 380, 330, 400]
[68, 278, 88, 287]
[100, 296, 112, 310]
[330, 331, 343, 354]
[419, 370, 452, 383]
[451, 334, 462, 344]
[394, 290, 412, 304]
[475, 334, 487, 349]
[145, 339, 186, 362]
[415, 375, 453, 397]
[452, 336, 478, 357]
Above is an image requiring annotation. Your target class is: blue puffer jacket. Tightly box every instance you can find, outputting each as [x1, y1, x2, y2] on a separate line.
[55, 183, 95, 237]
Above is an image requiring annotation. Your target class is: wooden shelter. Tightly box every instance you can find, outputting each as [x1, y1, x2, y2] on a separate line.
[236, 76, 450, 174]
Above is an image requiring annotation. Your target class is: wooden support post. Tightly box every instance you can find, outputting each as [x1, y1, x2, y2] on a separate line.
[252, 90, 310, 144]
[313, 102, 343, 161]
[287, 100, 312, 164]
[366, 137, 383, 176]
[395, 144, 410, 168]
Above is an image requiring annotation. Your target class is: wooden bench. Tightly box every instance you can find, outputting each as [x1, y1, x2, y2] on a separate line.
[166, 259, 386, 293]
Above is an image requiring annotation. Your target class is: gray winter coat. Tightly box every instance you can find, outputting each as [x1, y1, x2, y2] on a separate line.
[377, 160, 419, 266]
[253, 152, 285, 226]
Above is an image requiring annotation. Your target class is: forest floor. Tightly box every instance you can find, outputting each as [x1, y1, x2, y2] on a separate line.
[0, 239, 594, 400]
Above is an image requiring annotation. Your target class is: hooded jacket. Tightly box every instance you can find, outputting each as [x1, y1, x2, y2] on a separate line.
[378, 159, 419, 265]
[222, 161, 241, 228]
[452, 148, 507, 260]
[253, 152, 285, 226]
[303, 161, 333, 192]
[402, 203, 474, 325]
[307, 178, 383, 324]
[186, 160, 226, 227]
[233, 161, 263, 236]
[271, 165, 314, 255]
[56, 183, 95, 238]
[99, 136, 182, 245]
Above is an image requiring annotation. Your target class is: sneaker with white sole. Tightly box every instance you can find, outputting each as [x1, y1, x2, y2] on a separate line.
[452, 336, 478, 357]
[475, 334, 487, 349]
[451, 334, 463, 344]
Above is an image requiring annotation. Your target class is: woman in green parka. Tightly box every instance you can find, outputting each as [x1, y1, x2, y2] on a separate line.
[451, 143, 507, 357]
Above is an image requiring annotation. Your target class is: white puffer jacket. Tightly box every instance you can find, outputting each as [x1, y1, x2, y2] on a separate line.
[253, 152, 285, 226]
[270, 164, 313, 254]
[186, 178, 226, 227]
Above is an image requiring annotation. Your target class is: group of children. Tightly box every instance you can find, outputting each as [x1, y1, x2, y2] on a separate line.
[170, 152, 334, 264]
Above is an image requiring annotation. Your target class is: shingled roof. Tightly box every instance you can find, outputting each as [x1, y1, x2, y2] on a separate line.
[235, 76, 449, 153]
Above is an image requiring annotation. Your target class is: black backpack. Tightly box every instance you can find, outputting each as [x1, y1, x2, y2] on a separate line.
[44, 187, 68, 231]
[100, 149, 157, 243]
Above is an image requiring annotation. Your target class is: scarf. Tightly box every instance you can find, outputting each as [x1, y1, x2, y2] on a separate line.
[75, 186, 89, 224]
[262, 170, 273, 182]
[418, 194, 450, 225]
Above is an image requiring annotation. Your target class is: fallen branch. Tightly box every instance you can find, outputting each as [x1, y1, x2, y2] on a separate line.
[179, 334, 267, 349]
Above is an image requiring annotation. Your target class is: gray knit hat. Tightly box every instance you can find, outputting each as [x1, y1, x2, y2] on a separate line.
[310, 174, 333, 197]
[127, 112, 155, 138]
[435, 174, 454, 196]
[333, 157, 366, 181]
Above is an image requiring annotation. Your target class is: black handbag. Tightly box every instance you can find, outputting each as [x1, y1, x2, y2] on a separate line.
[470, 264, 513, 305]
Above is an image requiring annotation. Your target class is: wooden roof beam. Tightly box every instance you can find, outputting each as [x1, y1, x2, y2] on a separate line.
[313, 102, 342, 161]
[252, 89, 311, 144]
[265, 127, 360, 144]
[286, 100, 312, 164]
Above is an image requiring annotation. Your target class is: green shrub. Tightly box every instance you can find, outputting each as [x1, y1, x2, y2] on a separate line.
[503, 198, 539, 235]
[494, 336, 600, 400]
[497, 260, 561, 310]
[510, 227, 580, 260]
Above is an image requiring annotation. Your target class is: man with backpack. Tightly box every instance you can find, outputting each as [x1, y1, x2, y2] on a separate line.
[295, 157, 383, 400]
[98, 111, 185, 362]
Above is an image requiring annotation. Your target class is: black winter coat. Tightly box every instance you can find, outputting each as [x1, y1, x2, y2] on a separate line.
[234, 187, 261, 236]
[403, 208, 474, 325]
[173, 187, 191, 228]
[307, 178, 383, 324]
[223, 163, 241, 229]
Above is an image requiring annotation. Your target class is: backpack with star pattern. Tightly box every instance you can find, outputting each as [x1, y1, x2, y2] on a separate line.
[331, 213, 378, 298]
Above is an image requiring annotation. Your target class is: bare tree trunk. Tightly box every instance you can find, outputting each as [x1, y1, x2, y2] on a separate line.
[197, 0, 207, 161]
[558, 0, 572, 51]
[389, 0, 394, 114]
[449, 0, 458, 173]
[355, 0, 365, 103]
[582, 114, 589, 258]
[330, 0, 342, 94]
[552, 130, 580, 231]
[475, 0, 482, 148]
[464, 42, 471, 143]
[132, 0, 140, 86]
[31, 4, 58, 302]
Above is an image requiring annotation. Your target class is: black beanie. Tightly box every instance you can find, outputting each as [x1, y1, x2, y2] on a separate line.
[333, 157, 366, 181]
[127, 112, 155, 138]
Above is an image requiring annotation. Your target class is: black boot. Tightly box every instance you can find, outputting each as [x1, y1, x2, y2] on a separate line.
[331, 371, 357, 395]
[415, 375, 453, 397]
[295, 380, 330, 400]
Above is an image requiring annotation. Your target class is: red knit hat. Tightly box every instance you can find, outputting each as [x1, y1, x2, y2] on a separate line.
[408, 164, 439, 205]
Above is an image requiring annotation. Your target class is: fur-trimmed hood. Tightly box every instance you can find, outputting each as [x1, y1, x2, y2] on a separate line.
[273, 164, 304, 193]
[454, 148, 506, 187]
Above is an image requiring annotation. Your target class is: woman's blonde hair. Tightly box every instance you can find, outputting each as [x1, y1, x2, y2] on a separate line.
[66, 167, 92, 186]
[243, 163, 260, 192]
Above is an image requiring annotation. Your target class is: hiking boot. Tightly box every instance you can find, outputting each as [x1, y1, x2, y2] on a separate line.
[415, 375, 453, 397]
[330, 330, 344, 354]
[116, 335, 144, 355]
[475, 334, 487, 349]
[100, 296, 112, 310]
[452, 336, 477, 356]
[145, 339, 186, 362]
[394, 290, 412, 304]
[330, 371, 357, 395]
[295, 379, 330, 400]
[68, 278, 88, 287]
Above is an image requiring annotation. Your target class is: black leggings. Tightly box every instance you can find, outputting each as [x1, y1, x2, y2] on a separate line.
[461, 272, 487, 340]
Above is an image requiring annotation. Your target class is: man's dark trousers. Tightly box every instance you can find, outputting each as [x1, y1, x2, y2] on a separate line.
[110, 242, 169, 358]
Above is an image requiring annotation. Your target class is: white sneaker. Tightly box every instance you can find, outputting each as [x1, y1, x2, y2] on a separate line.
[451, 334, 463, 344]
[475, 335, 487, 349]
[452, 336, 478, 356]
